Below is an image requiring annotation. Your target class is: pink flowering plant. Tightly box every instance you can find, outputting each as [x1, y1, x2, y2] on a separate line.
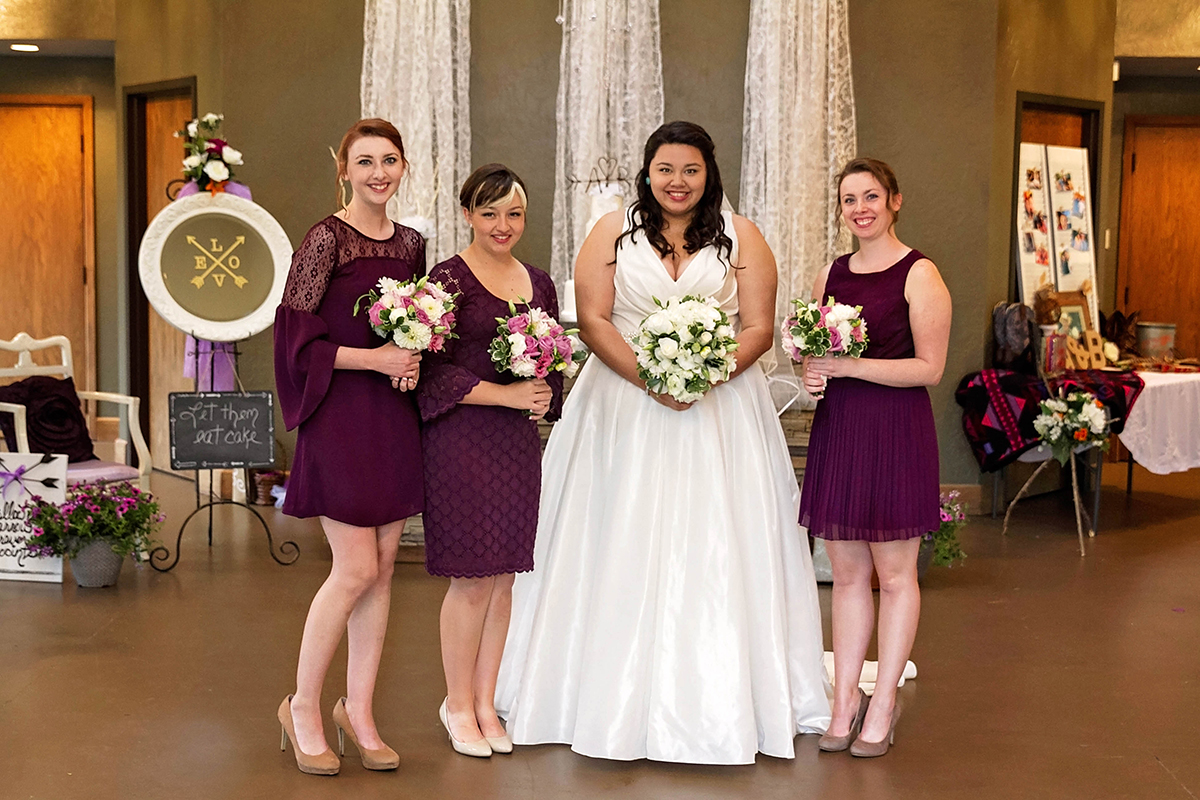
[489, 301, 586, 380]
[24, 481, 163, 561]
[354, 275, 458, 352]
[923, 491, 967, 567]
[781, 296, 869, 361]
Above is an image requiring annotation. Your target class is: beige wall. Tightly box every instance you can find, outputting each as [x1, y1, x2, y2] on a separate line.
[0, 56, 119, 394]
[1116, 0, 1200, 57]
[0, 0, 114, 40]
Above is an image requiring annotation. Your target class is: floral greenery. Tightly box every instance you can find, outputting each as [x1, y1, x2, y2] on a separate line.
[24, 482, 163, 562]
[924, 491, 967, 568]
[174, 112, 244, 191]
[1032, 391, 1110, 466]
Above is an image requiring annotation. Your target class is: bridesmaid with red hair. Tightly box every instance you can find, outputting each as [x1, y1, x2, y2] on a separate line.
[273, 118, 423, 775]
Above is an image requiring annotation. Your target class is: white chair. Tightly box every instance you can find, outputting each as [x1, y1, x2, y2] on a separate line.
[0, 332, 151, 490]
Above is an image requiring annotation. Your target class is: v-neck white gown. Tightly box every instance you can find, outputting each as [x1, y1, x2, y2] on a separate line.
[494, 211, 830, 764]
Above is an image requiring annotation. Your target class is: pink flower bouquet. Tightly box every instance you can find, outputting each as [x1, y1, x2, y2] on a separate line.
[489, 301, 586, 379]
[781, 296, 869, 361]
[354, 275, 458, 352]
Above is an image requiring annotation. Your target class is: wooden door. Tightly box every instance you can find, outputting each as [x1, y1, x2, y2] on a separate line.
[143, 94, 195, 473]
[0, 96, 95, 388]
[1118, 118, 1200, 359]
[1021, 107, 1086, 148]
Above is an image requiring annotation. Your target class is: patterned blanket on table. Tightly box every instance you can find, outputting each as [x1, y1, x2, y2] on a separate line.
[954, 369, 1144, 473]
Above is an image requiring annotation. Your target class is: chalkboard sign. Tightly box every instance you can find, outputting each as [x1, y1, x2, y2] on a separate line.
[169, 391, 275, 470]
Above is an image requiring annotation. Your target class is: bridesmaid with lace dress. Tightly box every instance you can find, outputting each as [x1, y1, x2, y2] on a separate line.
[801, 158, 951, 758]
[417, 164, 563, 758]
[273, 119, 423, 775]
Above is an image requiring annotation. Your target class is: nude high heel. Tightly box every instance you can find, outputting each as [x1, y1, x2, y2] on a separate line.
[332, 697, 400, 770]
[439, 698, 492, 758]
[278, 695, 340, 775]
[818, 688, 869, 752]
[850, 702, 901, 758]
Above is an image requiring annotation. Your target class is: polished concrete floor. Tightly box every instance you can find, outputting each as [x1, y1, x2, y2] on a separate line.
[2, 465, 1199, 800]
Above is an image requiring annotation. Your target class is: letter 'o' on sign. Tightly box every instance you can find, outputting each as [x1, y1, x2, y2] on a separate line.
[138, 193, 292, 341]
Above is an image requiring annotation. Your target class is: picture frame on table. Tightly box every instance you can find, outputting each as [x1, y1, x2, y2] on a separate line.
[1056, 290, 1092, 339]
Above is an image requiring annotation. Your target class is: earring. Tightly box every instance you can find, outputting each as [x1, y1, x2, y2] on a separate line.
[645, 176, 650, 185]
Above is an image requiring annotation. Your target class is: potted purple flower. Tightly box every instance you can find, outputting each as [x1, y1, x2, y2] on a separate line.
[25, 481, 163, 588]
[919, 491, 968, 579]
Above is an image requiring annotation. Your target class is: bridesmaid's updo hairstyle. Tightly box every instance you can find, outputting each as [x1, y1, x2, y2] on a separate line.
[459, 163, 528, 212]
[334, 118, 408, 210]
[617, 120, 734, 265]
[834, 157, 901, 229]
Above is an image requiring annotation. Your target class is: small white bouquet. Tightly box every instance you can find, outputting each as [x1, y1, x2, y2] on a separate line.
[353, 275, 458, 352]
[632, 295, 739, 403]
[174, 112, 244, 192]
[1032, 391, 1110, 465]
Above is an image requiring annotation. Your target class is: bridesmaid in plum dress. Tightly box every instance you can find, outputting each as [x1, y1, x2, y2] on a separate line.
[801, 158, 952, 758]
[273, 119, 422, 775]
[417, 164, 563, 757]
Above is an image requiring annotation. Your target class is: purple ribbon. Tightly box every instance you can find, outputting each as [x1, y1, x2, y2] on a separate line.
[0, 463, 28, 498]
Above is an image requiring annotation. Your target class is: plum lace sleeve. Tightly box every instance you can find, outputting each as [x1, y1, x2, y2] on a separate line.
[274, 222, 341, 430]
[417, 264, 481, 422]
[538, 269, 566, 423]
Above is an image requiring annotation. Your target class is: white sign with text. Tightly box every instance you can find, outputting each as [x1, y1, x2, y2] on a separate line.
[0, 453, 67, 583]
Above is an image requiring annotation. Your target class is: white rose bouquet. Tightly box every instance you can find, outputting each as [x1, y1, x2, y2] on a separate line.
[489, 301, 586, 379]
[174, 112, 244, 193]
[781, 296, 868, 361]
[353, 275, 458, 352]
[1032, 391, 1110, 465]
[632, 295, 739, 404]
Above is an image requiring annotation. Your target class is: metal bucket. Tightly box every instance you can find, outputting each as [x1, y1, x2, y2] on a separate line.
[1136, 322, 1176, 359]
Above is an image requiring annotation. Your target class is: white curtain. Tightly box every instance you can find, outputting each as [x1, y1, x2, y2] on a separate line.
[550, 0, 664, 293]
[740, 0, 856, 410]
[361, 0, 472, 264]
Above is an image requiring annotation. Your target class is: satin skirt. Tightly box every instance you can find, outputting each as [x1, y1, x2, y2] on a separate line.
[495, 357, 831, 764]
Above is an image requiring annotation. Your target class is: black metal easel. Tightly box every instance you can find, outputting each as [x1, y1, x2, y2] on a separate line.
[149, 337, 298, 572]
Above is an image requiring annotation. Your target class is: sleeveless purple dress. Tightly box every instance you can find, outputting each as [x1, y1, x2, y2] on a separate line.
[273, 216, 425, 527]
[799, 249, 940, 542]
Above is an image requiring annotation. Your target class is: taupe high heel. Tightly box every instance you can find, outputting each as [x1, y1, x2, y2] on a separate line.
[278, 695, 340, 775]
[850, 702, 901, 758]
[332, 697, 400, 770]
[439, 698, 492, 758]
[818, 688, 869, 752]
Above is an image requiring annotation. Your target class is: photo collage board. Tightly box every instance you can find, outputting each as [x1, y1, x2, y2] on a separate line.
[1015, 144, 1100, 332]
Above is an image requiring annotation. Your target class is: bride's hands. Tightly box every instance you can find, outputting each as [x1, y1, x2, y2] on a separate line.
[648, 390, 693, 412]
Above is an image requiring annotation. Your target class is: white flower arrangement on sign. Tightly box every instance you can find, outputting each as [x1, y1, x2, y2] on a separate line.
[632, 295, 739, 404]
[1032, 391, 1110, 465]
[174, 113, 244, 193]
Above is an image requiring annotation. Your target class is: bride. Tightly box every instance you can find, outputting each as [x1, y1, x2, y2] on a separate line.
[494, 121, 830, 764]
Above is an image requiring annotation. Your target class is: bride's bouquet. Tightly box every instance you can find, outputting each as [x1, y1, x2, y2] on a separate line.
[354, 275, 457, 352]
[781, 296, 868, 361]
[632, 295, 739, 403]
[489, 301, 586, 379]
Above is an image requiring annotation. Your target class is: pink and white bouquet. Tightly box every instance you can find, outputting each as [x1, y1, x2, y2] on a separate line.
[781, 296, 869, 361]
[353, 275, 458, 352]
[489, 301, 586, 379]
[632, 295, 739, 403]
[174, 112, 244, 192]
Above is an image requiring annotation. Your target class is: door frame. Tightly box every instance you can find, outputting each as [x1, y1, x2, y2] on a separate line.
[1010, 93, 1105, 302]
[0, 94, 96, 392]
[123, 78, 197, 440]
[1117, 114, 1200, 313]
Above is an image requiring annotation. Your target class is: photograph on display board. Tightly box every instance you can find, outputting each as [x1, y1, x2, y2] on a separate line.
[1014, 143, 1054, 306]
[1045, 145, 1099, 329]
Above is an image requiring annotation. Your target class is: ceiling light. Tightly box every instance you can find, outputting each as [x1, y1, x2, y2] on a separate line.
[10, 43, 40, 52]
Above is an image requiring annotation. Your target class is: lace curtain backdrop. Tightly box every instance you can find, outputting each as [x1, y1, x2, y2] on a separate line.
[361, 0, 472, 264]
[740, 0, 856, 411]
[550, 0, 665, 294]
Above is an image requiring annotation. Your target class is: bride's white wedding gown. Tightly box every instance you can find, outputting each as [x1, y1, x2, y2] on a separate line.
[494, 211, 830, 764]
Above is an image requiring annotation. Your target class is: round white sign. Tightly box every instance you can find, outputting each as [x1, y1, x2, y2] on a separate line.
[138, 192, 292, 341]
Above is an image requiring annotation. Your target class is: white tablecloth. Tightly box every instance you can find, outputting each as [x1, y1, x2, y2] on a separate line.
[1118, 371, 1200, 475]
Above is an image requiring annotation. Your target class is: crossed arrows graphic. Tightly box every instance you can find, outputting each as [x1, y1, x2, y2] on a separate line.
[188, 235, 248, 288]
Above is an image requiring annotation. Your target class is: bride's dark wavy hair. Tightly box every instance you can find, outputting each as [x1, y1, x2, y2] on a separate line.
[615, 121, 733, 265]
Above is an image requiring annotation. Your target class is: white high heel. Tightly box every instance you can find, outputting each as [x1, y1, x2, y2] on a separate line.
[439, 698, 492, 758]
